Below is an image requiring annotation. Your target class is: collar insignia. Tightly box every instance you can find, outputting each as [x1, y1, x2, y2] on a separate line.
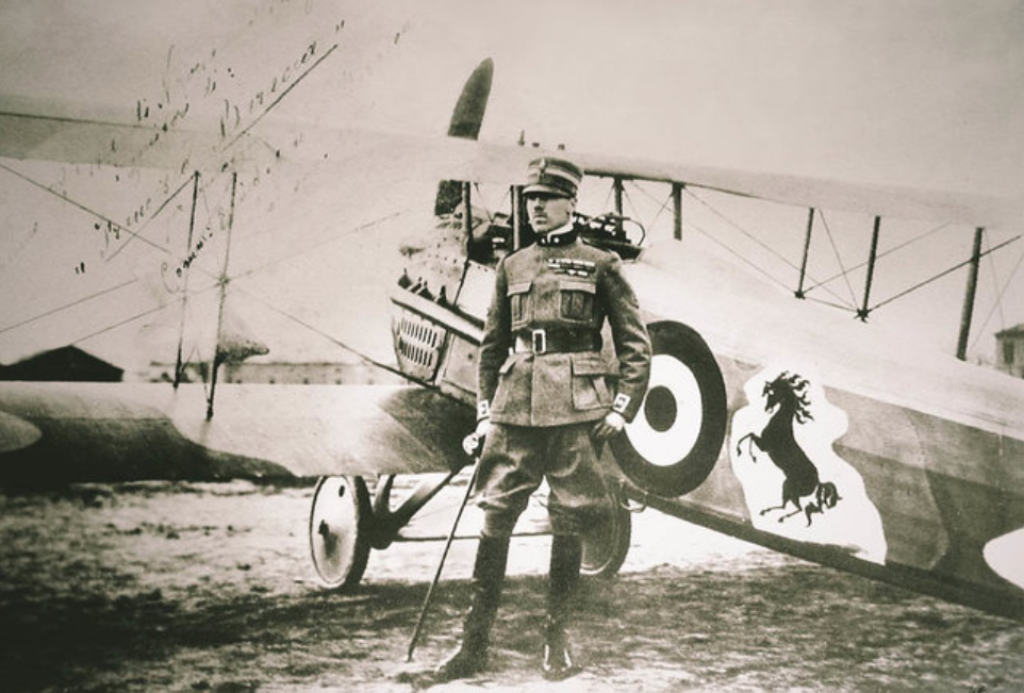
[537, 230, 578, 247]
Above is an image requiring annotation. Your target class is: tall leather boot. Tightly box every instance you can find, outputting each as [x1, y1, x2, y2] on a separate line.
[542, 534, 583, 681]
[434, 535, 510, 681]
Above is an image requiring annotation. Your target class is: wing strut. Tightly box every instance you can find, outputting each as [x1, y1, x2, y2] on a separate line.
[511, 184, 525, 251]
[796, 207, 816, 299]
[857, 216, 882, 321]
[672, 183, 684, 241]
[462, 181, 473, 253]
[173, 171, 201, 388]
[956, 227, 985, 361]
[206, 171, 239, 419]
[613, 176, 625, 235]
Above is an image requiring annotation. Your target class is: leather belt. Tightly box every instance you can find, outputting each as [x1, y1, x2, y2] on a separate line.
[513, 328, 599, 354]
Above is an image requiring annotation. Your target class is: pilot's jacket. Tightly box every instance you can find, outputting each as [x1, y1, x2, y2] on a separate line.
[478, 233, 651, 428]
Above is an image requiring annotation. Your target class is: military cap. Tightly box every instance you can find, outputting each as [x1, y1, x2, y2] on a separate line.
[523, 157, 583, 199]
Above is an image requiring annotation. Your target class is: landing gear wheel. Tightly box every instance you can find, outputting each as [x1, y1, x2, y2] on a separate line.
[580, 485, 632, 577]
[610, 321, 727, 498]
[309, 476, 371, 591]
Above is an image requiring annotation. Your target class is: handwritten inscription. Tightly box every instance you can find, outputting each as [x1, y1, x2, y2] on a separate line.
[131, 29, 336, 169]
[16, 0, 403, 318]
[160, 223, 216, 292]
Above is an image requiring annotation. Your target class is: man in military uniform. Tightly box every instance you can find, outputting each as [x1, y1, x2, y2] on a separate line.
[436, 157, 652, 682]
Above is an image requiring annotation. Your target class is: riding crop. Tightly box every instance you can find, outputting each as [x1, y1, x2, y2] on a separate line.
[405, 433, 483, 662]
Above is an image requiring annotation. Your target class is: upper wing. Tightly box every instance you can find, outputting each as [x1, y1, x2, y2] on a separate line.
[0, 95, 223, 171]
[577, 151, 1022, 231]
[460, 140, 1022, 231]
[2, 52, 1017, 378]
[6, 88, 1016, 230]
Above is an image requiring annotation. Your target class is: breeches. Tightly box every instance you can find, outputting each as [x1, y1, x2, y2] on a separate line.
[475, 422, 608, 537]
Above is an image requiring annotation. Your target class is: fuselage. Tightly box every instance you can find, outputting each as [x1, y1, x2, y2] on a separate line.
[390, 224, 1024, 616]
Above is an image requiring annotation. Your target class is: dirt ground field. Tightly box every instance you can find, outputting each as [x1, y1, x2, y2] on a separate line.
[1, 479, 1022, 692]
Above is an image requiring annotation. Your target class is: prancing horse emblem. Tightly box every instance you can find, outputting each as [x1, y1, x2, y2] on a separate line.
[736, 371, 841, 526]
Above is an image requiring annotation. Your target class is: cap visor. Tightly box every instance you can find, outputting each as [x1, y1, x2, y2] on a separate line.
[523, 183, 573, 197]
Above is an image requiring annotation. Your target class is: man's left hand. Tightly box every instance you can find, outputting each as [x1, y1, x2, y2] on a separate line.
[592, 411, 626, 441]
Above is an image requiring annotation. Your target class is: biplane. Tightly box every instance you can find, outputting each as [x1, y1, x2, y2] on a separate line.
[1, 48, 1022, 623]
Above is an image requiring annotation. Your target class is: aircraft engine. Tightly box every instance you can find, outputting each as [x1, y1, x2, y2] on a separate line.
[610, 321, 727, 497]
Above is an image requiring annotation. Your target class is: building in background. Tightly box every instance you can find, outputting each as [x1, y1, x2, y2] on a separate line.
[995, 324, 1024, 379]
[0, 346, 123, 382]
[146, 358, 403, 386]
[0, 345, 400, 386]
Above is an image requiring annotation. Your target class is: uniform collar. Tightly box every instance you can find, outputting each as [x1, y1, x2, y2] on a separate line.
[536, 221, 578, 247]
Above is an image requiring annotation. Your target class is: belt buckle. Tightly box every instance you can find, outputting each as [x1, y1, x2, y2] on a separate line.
[531, 328, 547, 354]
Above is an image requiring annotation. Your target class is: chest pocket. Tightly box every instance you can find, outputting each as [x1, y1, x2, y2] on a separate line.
[559, 279, 597, 325]
[508, 281, 532, 329]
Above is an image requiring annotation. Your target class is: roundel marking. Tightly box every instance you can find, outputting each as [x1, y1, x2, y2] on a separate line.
[625, 354, 704, 467]
[610, 321, 728, 498]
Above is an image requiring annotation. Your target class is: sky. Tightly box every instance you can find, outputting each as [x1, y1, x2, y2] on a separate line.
[0, 0, 1022, 370]
[2, 0, 1020, 192]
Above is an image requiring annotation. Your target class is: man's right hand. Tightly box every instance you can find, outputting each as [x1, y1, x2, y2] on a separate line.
[462, 418, 491, 457]
[475, 418, 491, 440]
[592, 411, 626, 441]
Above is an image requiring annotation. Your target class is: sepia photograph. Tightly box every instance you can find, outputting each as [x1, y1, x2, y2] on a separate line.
[1, 1, 1022, 690]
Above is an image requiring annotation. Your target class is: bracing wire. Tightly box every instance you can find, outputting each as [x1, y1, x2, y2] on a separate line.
[814, 209, 859, 309]
[167, 201, 426, 382]
[970, 242, 1024, 353]
[0, 37, 351, 367]
[0, 278, 140, 335]
[626, 180, 674, 232]
[71, 302, 174, 347]
[686, 219, 794, 294]
[0, 158, 415, 344]
[0, 156, 222, 271]
[0, 182, 424, 363]
[806, 221, 949, 295]
[471, 181, 508, 225]
[685, 188, 802, 273]
[0, 160, 178, 260]
[0, 254, 222, 346]
[980, 233, 1007, 331]
[870, 235, 1021, 313]
[802, 295, 860, 312]
[600, 182, 614, 213]
[104, 175, 198, 262]
[1, 36, 341, 270]
[683, 188, 853, 308]
[219, 43, 339, 152]
[228, 205, 423, 284]
[229, 283, 426, 389]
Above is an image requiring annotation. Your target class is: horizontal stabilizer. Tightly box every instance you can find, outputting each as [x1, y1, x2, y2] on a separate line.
[0, 382, 474, 484]
[0, 410, 42, 454]
[171, 384, 475, 477]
